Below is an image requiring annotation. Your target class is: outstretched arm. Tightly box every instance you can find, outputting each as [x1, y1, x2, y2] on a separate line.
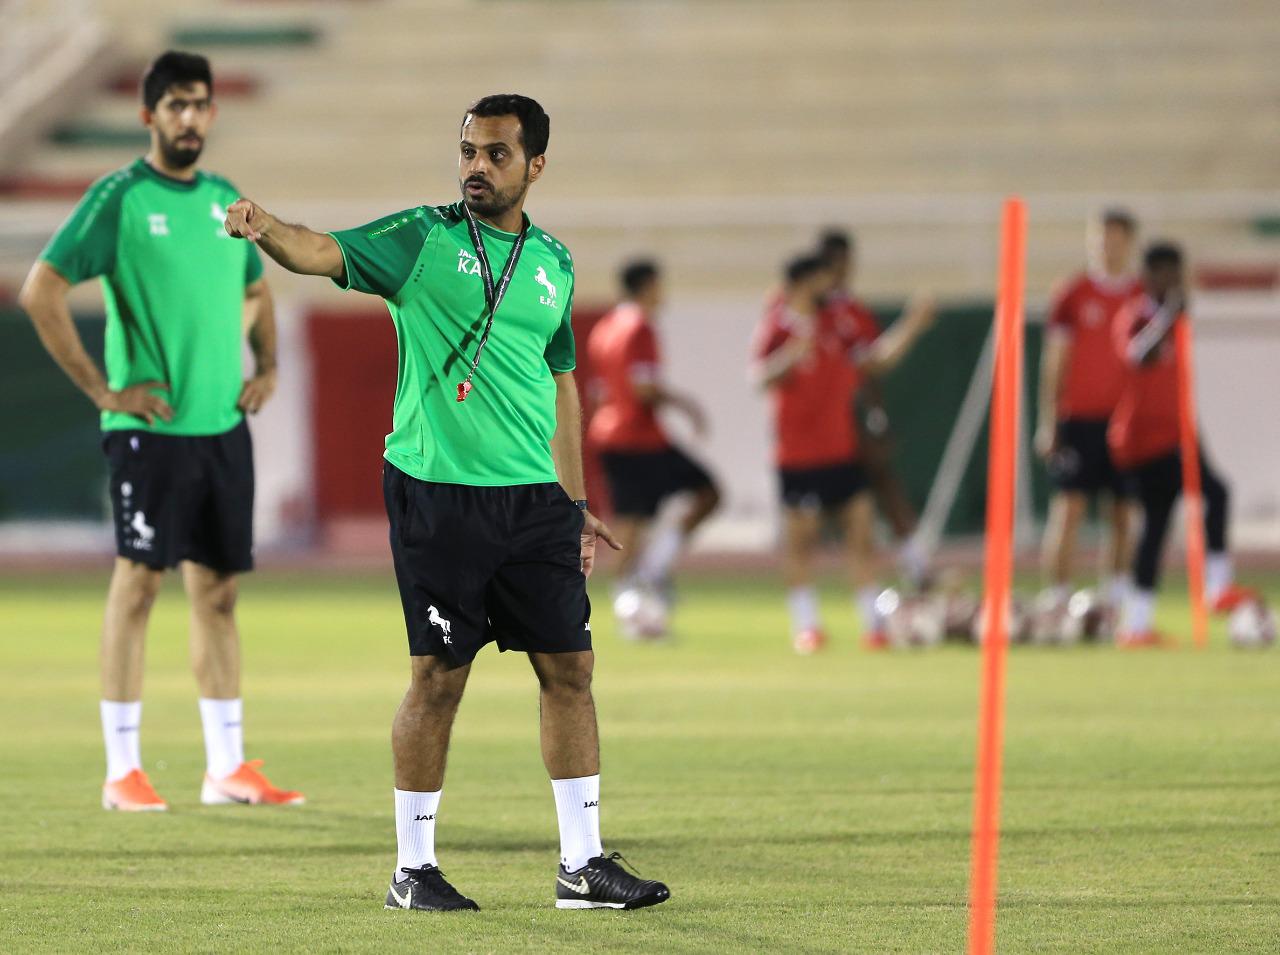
[551, 371, 621, 577]
[224, 199, 345, 280]
[18, 261, 173, 424]
[861, 292, 936, 376]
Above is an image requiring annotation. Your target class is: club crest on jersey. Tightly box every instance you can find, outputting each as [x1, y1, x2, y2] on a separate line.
[534, 266, 557, 308]
[456, 249, 482, 276]
[148, 214, 169, 237]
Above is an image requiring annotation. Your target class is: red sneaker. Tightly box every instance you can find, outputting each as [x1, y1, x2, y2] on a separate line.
[792, 628, 828, 655]
[862, 629, 891, 651]
[1116, 630, 1174, 650]
[102, 769, 168, 812]
[201, 759, 305, 806]
[1210, 584, 1260, 615]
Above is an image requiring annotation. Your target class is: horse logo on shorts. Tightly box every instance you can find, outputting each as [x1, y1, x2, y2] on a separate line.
[427, 605, 452, 644]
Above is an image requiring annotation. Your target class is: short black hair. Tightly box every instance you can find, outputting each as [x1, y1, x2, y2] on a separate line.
[1143, 241, 1183, 271]
[620, 259, 660, 298]
[464, 94, 550, 161]
[142, 51, 213, 110]
[818, 228, 853, 257]
[786, 254, 828, 285]
[1100, 207, 1137, 234]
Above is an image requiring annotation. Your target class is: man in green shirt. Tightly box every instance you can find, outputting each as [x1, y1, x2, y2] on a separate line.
[224, 94, 671, 912]
[19, 51, 302, 812]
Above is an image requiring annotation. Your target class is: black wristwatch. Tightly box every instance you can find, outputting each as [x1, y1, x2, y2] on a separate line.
[572, 499, 589, 511]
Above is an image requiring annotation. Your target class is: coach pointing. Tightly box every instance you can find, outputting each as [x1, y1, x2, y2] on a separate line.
[224, 94, 670, 912]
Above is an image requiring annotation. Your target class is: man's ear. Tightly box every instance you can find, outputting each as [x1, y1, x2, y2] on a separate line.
[527, 154, 547, 184]
[139, 106, 154, 130]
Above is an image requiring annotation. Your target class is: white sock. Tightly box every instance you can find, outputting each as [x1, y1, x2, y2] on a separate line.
[198, 698, 245, 780]
[635, 524, 685, 585]
[856, 585, 883, 634]
[1048, 583, 1071, 604]
[394, 788, 441, 879]
[1205, 552, 1233, 603]
[101, 700, 142, 782]
[551, 774, 603, 872]
[1104, 575, 1130, 608]
[1125, 589, 1155, 634]
[786, 586, 820, 633]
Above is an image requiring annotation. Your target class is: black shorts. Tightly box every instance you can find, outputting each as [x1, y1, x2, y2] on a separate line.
[1048, 417, 1128, 497]
[384, 463, 592, 668]
[778, 460, 868, 510]
[598, 446, 716, 518]
[103, 420, 255, 573]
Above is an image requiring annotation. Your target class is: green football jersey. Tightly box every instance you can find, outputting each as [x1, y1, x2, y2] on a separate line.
[40, 159, 264, 436]
[329, 202, 576, 487]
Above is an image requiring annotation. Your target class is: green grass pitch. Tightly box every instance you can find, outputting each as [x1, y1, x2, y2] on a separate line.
[1, 569, 1277, 953]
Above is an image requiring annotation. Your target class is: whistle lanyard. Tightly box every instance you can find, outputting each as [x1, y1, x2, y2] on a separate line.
[456, 203, 528, 402]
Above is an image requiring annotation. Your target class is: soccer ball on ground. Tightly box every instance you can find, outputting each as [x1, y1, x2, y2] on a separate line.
[971, 594, 1032, 646]
[1062, 588, 1116, 643]
[1227, 600, 1277, 649]
[875, 588, 945, 649]
[1029, 589, 1076, 646]
[613, 587, 669, 641]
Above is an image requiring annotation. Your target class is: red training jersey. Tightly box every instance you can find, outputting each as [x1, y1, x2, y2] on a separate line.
[585, 303, 669, 452]
[752, 295, 867, 469]
[1107, 295, 1183, 470]
[822, 289, 882, 354]
[1047, 271, 1143, 420]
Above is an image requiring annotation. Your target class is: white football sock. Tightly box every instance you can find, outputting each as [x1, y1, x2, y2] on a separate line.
[786, 586, 820, 633]
[856, 586, 882, 634]
[1104, 575, 1130, 608]
[198, 698, 245, 780]
[1125, 589, 1155, 634]
[1205, 552, 1233, 603]
[635, 524, 685, 585]
[551, 774, 603, 871]
[394, 788, 441, 879]
[101, 700, 142, 782]
[1048, 583, 1071, 604]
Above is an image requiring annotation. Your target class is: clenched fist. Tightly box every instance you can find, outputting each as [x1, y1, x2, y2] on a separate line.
[224, 199, 271, 241]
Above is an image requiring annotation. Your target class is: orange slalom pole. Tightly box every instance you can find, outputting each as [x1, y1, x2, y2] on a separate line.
[968, 197, 1026, 955]
[1174, 320, 1209, 649]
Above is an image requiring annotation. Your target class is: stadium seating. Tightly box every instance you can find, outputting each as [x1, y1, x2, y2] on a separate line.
[2, 0, 1278, 302]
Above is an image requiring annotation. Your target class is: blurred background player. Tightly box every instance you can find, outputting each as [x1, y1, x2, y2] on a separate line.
[1108, 242, 1256, 647]
[16, 52, 301, 811]
[752, 254, 935, 654]
[817, 228, 932, 589]
[1034, 208, 1143, 633]
[585, 259, 720, 637]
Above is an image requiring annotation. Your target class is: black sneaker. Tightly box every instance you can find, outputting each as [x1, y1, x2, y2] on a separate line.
[385, 865, 480, 911]
[555, 852, 671, 910]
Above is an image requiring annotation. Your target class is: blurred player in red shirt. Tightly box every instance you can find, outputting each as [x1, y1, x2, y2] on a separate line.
[1108, 241, 1254, 647]
[817, 229, 931, 588]
[1034, 209, 1143, 625]
[752, 253, 934, 654]
[586, 260, 720, 636]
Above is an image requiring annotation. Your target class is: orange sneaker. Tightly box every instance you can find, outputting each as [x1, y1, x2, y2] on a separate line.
[862, 629, 891, 651]
[792, 628, 828, 655]
[201, 759, 305, 806]
[102, 769, 168, 812]
[1210, 585, 1260, 615]
[1116, 630, 1173, 649]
